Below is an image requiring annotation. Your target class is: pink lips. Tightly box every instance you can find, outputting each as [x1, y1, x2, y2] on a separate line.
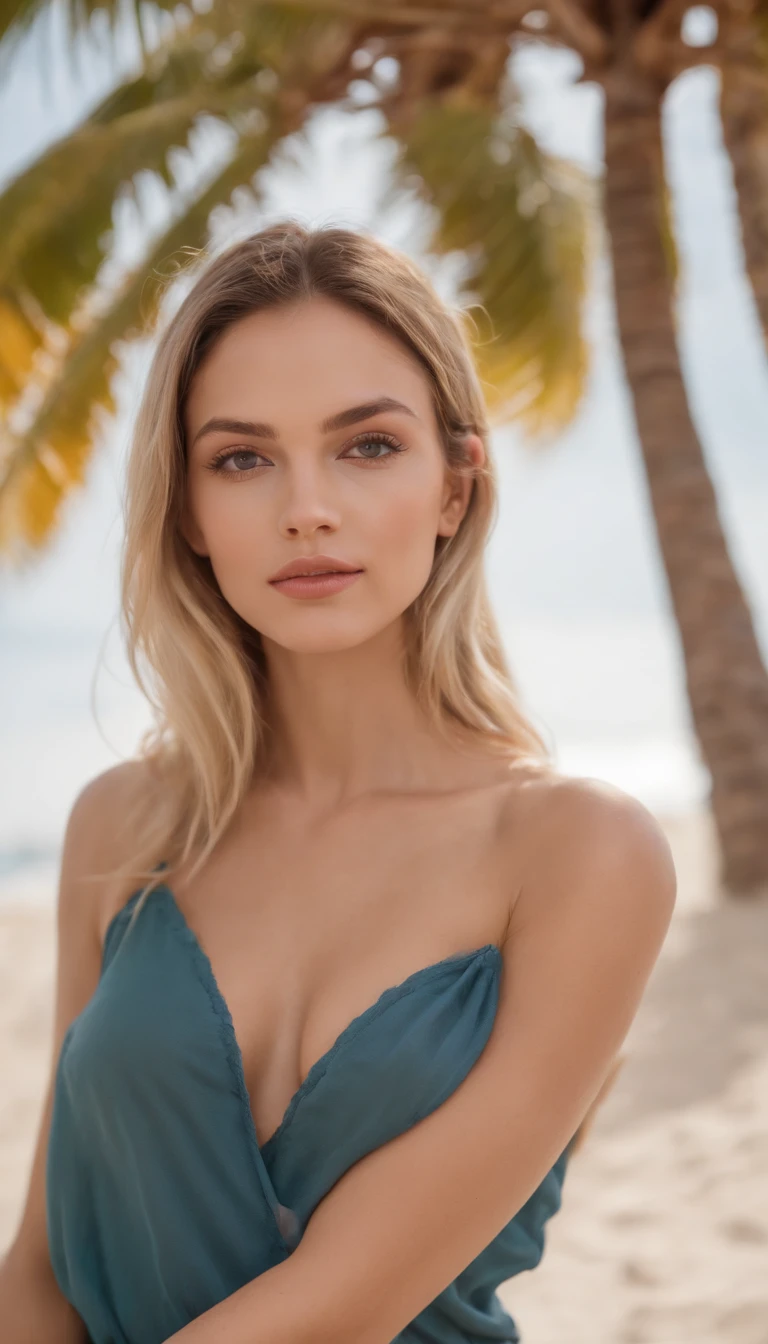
[269, 570, 363, 599]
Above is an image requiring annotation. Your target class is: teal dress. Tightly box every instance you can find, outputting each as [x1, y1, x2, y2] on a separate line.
[46, 868, 574, 1344]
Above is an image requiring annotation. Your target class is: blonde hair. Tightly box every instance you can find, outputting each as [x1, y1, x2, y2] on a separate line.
[101, 220, 553, 916]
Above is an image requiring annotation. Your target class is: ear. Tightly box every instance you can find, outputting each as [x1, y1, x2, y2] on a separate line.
[437, 433, 485, 538]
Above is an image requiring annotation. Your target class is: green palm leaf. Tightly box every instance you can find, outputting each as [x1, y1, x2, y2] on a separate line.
[0, 2, 351, 426]
[0, 88, 248, 414]
[384, 98, 593, 434]
[0, 0, 439, 54]
[0, 128, 279, 561]
[0, 0, 179, 56]
[0, 57, 266, 318]
[0, 2, 352, 315]
[0, 37, 256, 403]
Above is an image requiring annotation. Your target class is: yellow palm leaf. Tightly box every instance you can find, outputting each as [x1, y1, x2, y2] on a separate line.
[0, 289, 46, 408]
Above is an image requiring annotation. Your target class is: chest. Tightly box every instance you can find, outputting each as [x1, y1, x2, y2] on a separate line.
[111, 790, 517, 1154]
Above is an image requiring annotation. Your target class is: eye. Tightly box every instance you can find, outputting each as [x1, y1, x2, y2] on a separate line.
[203, 431, 406, 478]
[341, 431, 406, 463]
[205, 447, 268, 478]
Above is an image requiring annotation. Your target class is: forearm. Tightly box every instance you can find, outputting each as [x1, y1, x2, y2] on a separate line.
[162, 1251, 349, 1344]
[0, 1244, 88, 1344]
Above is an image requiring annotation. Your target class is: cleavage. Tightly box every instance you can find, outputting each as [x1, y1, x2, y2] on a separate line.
[170, 891, 495, 1152]
[165, 790, 515, 1149]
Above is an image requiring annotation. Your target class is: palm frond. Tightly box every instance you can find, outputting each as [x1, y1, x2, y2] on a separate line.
[384, 98, 594, 435]
[0, 0, 360, 67]
[0, 79, 262, 322]
[0, 3, 352, 329]
[0, 47, 235, 411]
[0, 0, 179, 60]
[0, 85, 248, 405]
[0, 287, 47, 409]
[0, 128, 277, 564]
[0, 1, 359, 559]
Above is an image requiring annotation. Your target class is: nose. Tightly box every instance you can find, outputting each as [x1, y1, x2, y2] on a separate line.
[277, 462, 342, 540]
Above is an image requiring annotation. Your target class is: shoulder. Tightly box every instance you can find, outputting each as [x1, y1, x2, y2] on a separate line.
[66, 758, 153, 856]
[526, 771, 676, 867]
[47, 759, 157, 1038]
[61, 759, 157, 923]
[499, 768, 677, 935]
[70, 757, 150, 810]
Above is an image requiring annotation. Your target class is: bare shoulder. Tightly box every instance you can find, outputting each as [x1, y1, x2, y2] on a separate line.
[69, 757, 150, 818]
[52, 757, 159, 1029]
[61, 758, 157, 925]
[523, 770, 677, 865]
[499, 767, 677, 934]
[65, 758, 153, 859]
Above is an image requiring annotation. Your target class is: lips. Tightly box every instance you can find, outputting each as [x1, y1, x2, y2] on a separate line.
[269, 569, 364, 600]
[271, 566, 356, 580]
[268, 554, 362, 583]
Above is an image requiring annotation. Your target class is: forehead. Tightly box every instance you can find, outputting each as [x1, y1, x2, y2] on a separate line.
[184, 295, 437, 435]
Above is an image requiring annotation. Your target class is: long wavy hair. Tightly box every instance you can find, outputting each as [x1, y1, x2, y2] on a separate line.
[97, 220, 554, 919]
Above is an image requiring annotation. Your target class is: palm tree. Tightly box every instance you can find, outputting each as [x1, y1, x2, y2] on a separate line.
[719, 0, 768, 350]
[1, 0, 767, 895]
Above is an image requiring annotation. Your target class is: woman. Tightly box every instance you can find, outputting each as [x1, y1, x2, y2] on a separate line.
[2, 221, 676, 1344]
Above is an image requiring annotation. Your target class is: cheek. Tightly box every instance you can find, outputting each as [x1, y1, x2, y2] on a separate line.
[191, 483, 268, 565]
[377, 484, 439, 552]
[364, 469, 444, 601]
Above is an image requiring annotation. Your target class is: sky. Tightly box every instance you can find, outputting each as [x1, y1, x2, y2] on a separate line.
[1, 8, 767, 881]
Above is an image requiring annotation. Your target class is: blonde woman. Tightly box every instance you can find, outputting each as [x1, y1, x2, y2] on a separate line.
[2, 222, 676, 1344]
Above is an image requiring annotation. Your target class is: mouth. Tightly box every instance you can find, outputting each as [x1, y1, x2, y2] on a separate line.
[272, 567, 355, 579]
[268, 568, 364, 600]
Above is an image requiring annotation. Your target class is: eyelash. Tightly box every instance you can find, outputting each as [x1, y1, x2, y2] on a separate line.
[205, 431, 406, 479]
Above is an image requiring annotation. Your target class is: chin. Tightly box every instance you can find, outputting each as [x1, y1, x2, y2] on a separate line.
[261, 616, 393, 656]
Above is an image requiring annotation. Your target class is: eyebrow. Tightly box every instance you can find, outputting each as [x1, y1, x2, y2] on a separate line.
[190, 396, 418, 448]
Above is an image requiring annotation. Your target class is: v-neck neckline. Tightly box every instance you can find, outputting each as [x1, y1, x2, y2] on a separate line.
[155, 880, 501, 1158]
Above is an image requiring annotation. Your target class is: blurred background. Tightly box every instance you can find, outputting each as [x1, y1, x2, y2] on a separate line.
[0, 2, 767, 1341]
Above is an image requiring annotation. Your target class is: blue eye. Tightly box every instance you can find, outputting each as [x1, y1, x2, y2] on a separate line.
[205, 431, 406, 480]
[207, 449, 265, 477]
[343, 433, 405, 461]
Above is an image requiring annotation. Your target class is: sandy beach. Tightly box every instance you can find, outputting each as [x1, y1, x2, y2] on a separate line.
[1, 802, 766, 1343]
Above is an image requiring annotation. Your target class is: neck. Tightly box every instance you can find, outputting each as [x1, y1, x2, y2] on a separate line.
[259, 620, 459, 808]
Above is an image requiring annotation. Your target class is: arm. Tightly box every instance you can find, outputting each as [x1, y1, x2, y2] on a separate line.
[0, 763, 144, 1343]
[166, 779, 677, 1344]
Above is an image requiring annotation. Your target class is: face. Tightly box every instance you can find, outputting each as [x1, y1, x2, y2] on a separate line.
[181, 295, 484, 656]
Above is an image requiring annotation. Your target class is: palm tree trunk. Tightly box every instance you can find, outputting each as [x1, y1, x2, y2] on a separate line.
[601, 73, 768, 896]
[719, 6, 768, 353]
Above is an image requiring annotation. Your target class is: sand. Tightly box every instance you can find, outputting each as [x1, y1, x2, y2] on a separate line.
[1, 803, 766, 1343]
